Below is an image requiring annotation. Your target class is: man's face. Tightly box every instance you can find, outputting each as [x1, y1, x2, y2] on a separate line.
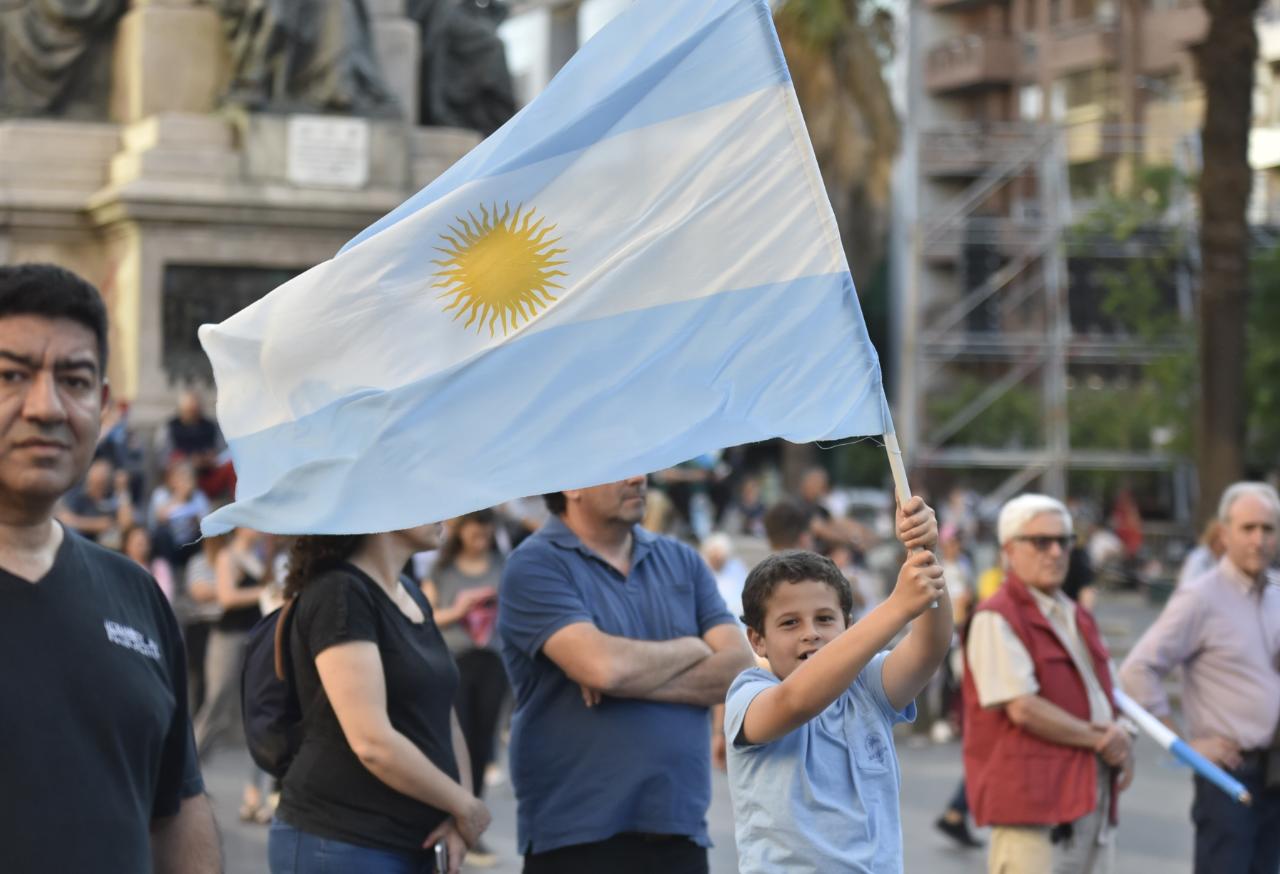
[1221, 494, 1279, 579]
[1003, 511, 1071, 592]
[567, 476, 647, 526]
[747, 579, 848, 680]
[0, 316, 105, 509]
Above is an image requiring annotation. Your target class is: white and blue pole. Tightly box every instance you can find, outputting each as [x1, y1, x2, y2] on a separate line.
[1113, 688, 1252, 806]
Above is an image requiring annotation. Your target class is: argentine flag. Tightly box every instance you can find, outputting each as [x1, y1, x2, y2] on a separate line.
[199, 0, 891, 536]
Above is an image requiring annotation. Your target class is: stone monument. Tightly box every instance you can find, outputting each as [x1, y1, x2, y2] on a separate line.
[0, 0, 513, 423]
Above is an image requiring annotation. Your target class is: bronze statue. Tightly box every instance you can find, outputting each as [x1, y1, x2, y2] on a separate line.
[213, 0, 398, 116]
[0, 0, 126, 117]
[408, 0, 515, 135]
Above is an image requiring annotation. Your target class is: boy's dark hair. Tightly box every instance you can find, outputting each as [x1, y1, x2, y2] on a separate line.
[0, 264, 109, 369]
[543, 492, 567, 515]
[763, 499, 812, 550]
[741, 549, 853, 634]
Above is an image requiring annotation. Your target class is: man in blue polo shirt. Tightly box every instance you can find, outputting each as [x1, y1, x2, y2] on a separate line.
[498, 474, 755, 873]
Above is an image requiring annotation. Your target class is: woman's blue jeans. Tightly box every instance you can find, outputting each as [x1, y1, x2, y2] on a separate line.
[268, 819, 438, 874]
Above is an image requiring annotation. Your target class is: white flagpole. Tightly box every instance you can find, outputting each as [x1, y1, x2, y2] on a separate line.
[884, 432, 939, 608]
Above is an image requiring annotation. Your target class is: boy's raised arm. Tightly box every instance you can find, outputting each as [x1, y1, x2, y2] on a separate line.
[740, 553, 944, 746]
[880, 575, 953, 712]
[881, 495, 953, 712]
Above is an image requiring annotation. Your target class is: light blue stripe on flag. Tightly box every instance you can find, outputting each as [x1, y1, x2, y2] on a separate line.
[203, 273, 886, 535]
[344, 0, 788, 252]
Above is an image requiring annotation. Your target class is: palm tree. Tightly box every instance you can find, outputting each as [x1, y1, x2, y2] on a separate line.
[1193, 0, 1261, 522]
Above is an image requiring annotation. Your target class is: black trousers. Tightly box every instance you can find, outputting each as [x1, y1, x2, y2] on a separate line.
[1193, 764, 1280, 874]
[523, 834, 708, 874]
[453, 649, 508, 798]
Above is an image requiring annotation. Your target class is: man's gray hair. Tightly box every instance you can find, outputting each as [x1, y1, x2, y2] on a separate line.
[998, 493, 1073, 546]
[1217, 481, 1280, 523]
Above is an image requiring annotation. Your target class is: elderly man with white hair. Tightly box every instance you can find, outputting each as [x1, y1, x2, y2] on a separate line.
[1120, 481, 1280, 874]
[962, 493, 1132, 874]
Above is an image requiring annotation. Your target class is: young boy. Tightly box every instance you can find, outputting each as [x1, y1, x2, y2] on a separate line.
[725, 497, 952, 873]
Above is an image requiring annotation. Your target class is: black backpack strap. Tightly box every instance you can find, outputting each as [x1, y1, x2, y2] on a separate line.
[273, 596, 298, 682]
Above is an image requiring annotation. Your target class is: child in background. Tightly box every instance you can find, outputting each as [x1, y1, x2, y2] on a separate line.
[725, 497, 952, 874]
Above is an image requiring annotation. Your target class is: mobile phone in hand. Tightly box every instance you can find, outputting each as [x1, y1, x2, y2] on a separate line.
[434, 839, 448, 872]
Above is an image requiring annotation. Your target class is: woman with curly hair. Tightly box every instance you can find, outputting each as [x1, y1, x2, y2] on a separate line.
[267, 524, 491, 874]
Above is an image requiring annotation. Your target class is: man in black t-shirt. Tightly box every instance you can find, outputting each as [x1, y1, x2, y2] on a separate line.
[0, 264, 220, 873]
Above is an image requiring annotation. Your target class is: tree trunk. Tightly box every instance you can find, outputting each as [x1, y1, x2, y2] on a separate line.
[1193, 0, 1259, 525]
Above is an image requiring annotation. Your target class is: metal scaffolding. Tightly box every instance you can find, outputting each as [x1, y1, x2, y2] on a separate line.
[896, 106, 1198, 510]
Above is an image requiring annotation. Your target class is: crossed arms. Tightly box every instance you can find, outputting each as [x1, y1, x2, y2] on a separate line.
[543, 621, 754, 707]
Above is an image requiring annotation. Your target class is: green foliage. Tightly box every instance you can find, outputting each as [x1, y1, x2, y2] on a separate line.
[1065, 164, 1196, 455]
[925, 374, 1041, 449]
[775, 0, 850, 48]
[1246, 244, 1280, 466]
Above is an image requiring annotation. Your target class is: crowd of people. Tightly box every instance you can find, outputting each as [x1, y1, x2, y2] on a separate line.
[4, 262, 1279, 874]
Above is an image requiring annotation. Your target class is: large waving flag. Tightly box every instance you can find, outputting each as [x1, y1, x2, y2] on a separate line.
[199, 0, 891, 536]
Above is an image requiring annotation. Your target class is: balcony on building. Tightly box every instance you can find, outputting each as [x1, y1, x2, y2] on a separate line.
[925, 33, 1020, 94]
[921, 122, 1044, 177]
[1045, 18, 1119, 76]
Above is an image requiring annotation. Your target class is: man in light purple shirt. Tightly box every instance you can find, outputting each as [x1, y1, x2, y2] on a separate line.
[1119, 482, 1280, 874]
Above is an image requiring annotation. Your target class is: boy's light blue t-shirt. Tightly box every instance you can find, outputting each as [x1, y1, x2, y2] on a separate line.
[724, 652, 916, 874]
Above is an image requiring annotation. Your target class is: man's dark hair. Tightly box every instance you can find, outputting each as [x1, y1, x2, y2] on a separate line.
[763, 499, 813, 550]
[741, 550, 853, 634]
[543, 492, 567, 515]
[0, 264, 109, 369]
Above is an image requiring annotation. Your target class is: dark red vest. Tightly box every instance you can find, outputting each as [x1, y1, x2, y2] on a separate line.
[962, 574, 1118, 827]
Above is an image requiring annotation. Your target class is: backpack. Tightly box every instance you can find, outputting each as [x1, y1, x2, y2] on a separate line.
[240, 597, 302, 778]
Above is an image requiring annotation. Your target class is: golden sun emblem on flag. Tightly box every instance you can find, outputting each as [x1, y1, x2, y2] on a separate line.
[431, 203, 568, 337]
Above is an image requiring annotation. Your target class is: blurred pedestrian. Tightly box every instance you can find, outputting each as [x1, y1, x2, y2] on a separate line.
[1176, 519, 1225, 589]
[424, 509, 507, 867]
[1120, 482, 1280, 874]
[193, 526, 266, 757]
[56, 457, 134, 547]
[148, 459, 210, 570]
[700, 532, 748, 623]
[121, 523, 174, 601]
[178, 534, 226, 713]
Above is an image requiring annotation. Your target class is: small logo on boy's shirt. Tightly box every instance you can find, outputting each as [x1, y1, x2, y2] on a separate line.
[864, 732, 888, 767]
[104, 620, 161, 661]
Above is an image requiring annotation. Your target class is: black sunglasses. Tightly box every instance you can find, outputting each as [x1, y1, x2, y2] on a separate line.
[1014, 535, 1072, 552]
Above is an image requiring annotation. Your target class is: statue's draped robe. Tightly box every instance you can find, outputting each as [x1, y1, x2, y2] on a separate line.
[409, 0, 514, 135]
[0, 0, 127, 116]
[216, 0, 396, 115]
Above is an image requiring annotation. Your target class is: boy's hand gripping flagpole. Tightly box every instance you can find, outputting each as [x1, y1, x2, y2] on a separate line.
[884, 432, 939, 608]
[1113, 688, 1252, 806]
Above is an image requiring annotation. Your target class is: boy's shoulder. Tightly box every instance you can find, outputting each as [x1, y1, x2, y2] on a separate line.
[727, 665, 777, 696]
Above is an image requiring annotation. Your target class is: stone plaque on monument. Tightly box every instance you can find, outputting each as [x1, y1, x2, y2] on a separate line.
[286, 116, 372, 189]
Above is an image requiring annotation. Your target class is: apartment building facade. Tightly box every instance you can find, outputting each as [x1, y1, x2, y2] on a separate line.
[895, 0, 1223, 508]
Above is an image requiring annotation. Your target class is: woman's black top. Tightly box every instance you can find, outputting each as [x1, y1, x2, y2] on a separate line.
[216, 562, 261, 633]
[278, 563, 461, 852]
